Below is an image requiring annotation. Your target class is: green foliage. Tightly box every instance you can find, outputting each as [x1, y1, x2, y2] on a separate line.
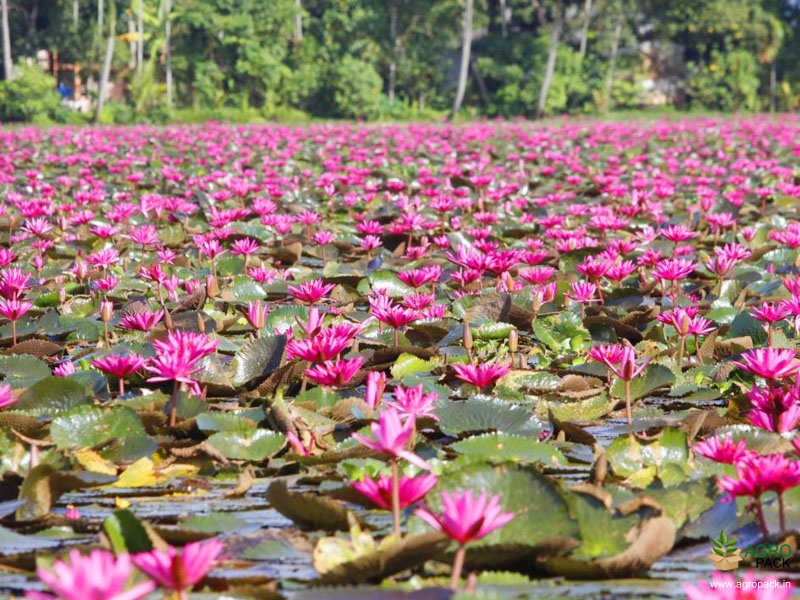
[325, 55, 383, 120]
[689, 49, 761, 112]
[0, 64, 68, 123]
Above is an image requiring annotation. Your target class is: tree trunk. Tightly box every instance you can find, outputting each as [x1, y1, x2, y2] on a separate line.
[536, 0, 562, 119]
[388, 3, 398, 105]
[98, 0, 104, 31]
[450, 0, 473, 120]
[770, 60, 776, 114]
[294, 0, 303, 42]
[500, 0, 508, 37]
[137, 0, 144, 77]
[95, 30, 115, 122]
[165, 0, 173, 108]
[0, 0, 12, 81]
[603, 14, 623, 113]
[73, 0, 79, 26]
[578, 0, 593, 60]
[128, 15, 136, 69]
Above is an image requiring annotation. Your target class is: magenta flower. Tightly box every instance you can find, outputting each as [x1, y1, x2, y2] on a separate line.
[720, 453, 800, 534]
[145, 330, 219, 426]
[353, 473, 438, 510]
[0, 383, 16, 410]
[92, 353, 148, 395]
[117, 309, 165, 332]
[452, 362, 511, 390]
[606, 346, 649, 425]
[244, 300, 269, 334]
[369, 294, 420, 345]
[288, 279, 335, 303]
[286, 327, 356, 362]
[0, 298, 32, 345]
[693, 435, 748, 464]
[747, 384, 800, 433]
[397, 265, 442, 289]
[132, 539, 224, 599]
[365, 370, 387, 410]
[415, 489, 514, 590]
[732, 348, 800, 380]
[685, 571, 793, 600]
[26, 549, 155, 600]
[305, 355, 364, 388]
[285, 431, 314, 456]
[352, 407, 430, 471]
[390, 383, 439, 420]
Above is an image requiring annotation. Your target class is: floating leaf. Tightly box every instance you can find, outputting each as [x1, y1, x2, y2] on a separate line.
[390, 353, 435, 378]
[13, 377, 92, 416]
[611, 363, 675, 401]
[266, 480, 352, 531]
[472, 321, 516, 341]
[437, 395, 543, 438]
[51, 406, 156, 462]
[230, 334, 288, 389]
[17, 464, 116, 520]
[206, 429, 285, 461]
[195, 411, 258, 433]
[606, 428, 690, 485]
[0, 355, 51, 390]
[104, 509, 155, 554]
[450, 433, 565, 466]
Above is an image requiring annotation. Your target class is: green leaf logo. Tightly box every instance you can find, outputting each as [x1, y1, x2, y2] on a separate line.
[711, 530, 737, 555]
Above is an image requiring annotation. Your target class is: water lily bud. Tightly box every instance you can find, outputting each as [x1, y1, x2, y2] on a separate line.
[206, 274, 219, 299]
[100, 300, 113, 323]
[463, 321, 473, 352]
[508, 329, 518, 353]
[57, 287, 67, 305]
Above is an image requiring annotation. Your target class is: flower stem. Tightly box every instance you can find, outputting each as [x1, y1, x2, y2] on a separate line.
[624, 378, 632, 426]
[390, 458, 402, 540]
[754, 498, 769, 537]
[677, 336, 685, 369]
[779, 493, 786, 532]
[11, 319, 16, 346]
[169, 381, 180, 427]
[450, 544, 467, 591]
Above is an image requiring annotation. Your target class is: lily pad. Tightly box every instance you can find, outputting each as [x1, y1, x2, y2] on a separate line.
[12, 377, 92, 416]
[436, 395, 543, 438]
[206, 429, 285, 461]
[611, 363, 675, 401]
[230, 334, 288, 389]
[50, 405, 156, 462]
[450, 433, 565, 466]
[0, 355, 51, 390]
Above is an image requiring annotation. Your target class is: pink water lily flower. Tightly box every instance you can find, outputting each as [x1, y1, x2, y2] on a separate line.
[305, 355, 364, 388]
[132, 539, 224, 600]
[26, 549, 155, 600]
[733, 347, 800, 380]
[352, 407, 430, 471]
[415, 489, 514, 590]
[451, 362, 511, 390]
[353, 473, 438, 510]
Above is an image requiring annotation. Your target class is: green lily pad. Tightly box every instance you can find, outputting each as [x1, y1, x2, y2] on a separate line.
[436, 395, 543, 438]
[606, 428, 689, 486]
[472, 321, 516, 341]
[230, 334, 288, 389]
[195, 411, 258, 433]
[104, 509, 154, 555]
[450, 433, 565, 466]
[51, 405, 156, 462]
[206, 429, 285, 461]
[12, 377, 92, 416]
[390, 353, 435, 378]
[0, 355, 51, 389]
[611, 363, 675, 401]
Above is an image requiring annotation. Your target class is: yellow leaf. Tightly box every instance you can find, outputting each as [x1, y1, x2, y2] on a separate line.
[115, 496, 131, 509]
[110, 457, 167, 488]
[73, 449, 117, 476]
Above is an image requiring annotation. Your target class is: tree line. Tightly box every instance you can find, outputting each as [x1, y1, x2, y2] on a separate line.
[0, 0, 798, 123]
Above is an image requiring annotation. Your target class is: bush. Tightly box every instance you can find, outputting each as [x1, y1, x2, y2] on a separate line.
[0, 64, 68, 123]
[325, 56, 383, 120]
[688, 49, 760, 112]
